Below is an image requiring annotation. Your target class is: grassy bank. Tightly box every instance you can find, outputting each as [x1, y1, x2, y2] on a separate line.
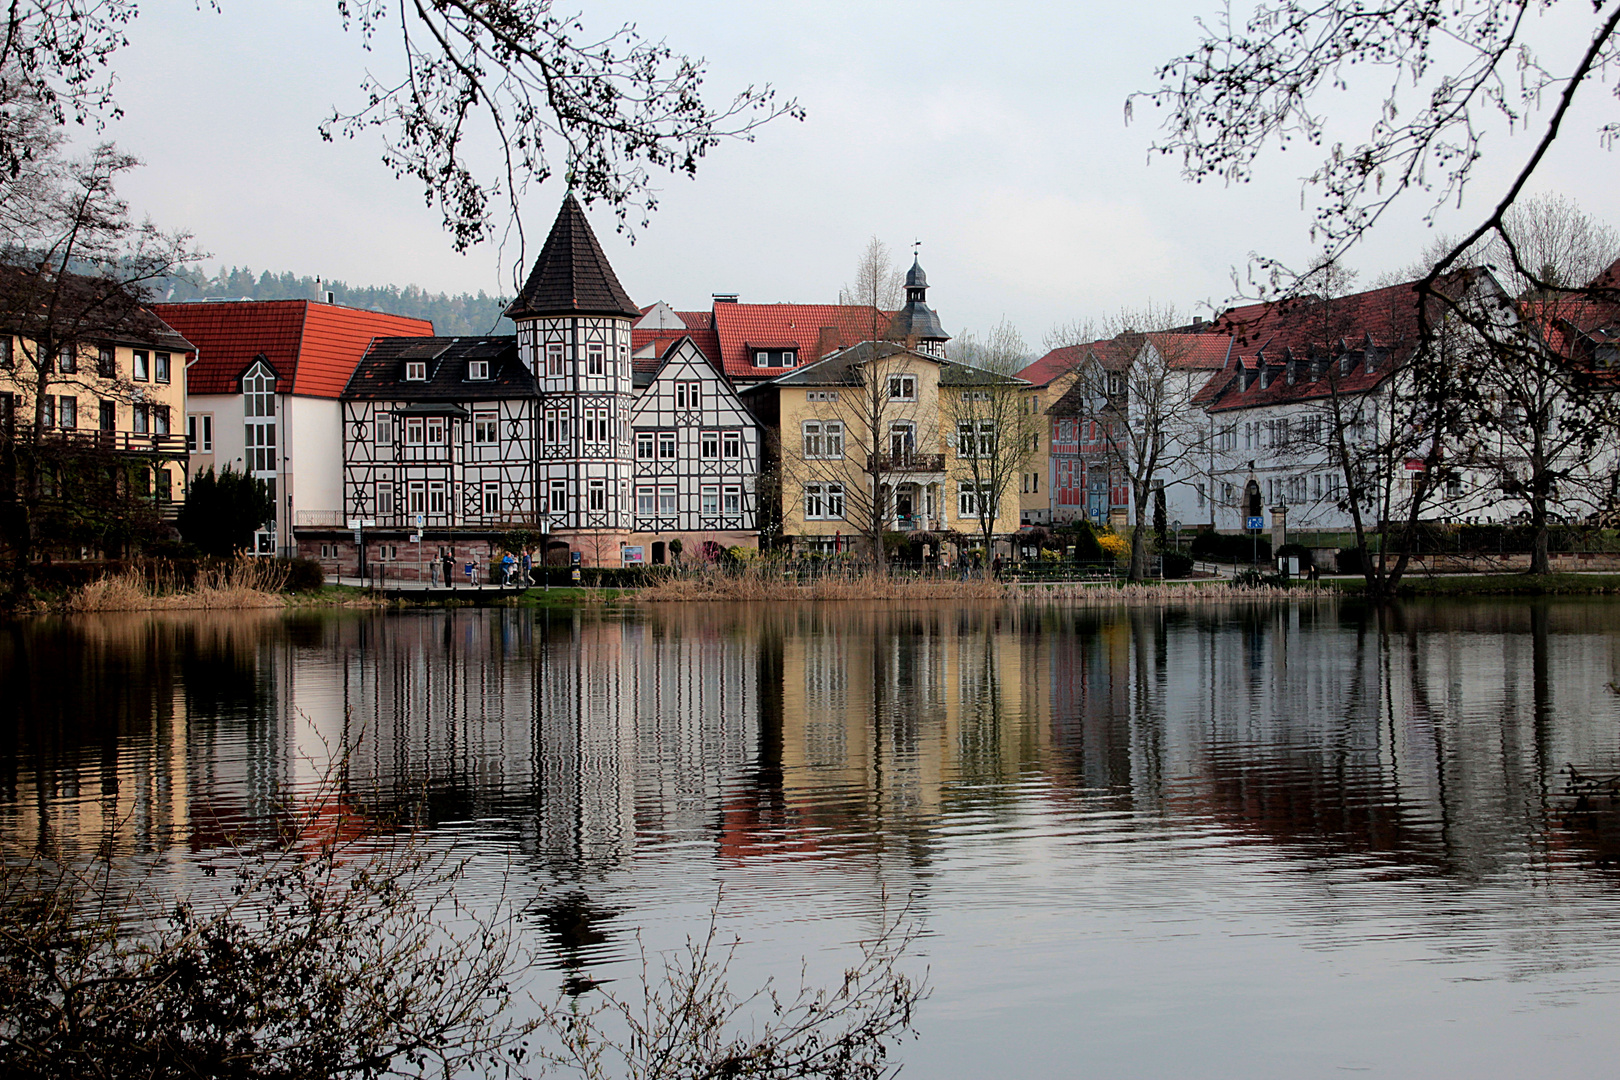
[638, 571, 1329, 604]
[1333, 573, 1620, 597]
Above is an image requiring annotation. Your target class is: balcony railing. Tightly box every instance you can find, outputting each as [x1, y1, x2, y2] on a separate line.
[3, 422, 188, 456]
[868, 452, 945, 474]
[292, 510, 551, 531]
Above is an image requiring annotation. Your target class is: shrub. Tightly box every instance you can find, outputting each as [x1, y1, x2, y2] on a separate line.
[276, 557, 324, 593]
[1336, 547, 1365, 575]
[1191, 531, 1272, 564]
[1054, 524, 1104, 561]
[1096, 532, 1129, 561]
[1275, 543, 1314, 570]
[1161, 551, 1194, 578]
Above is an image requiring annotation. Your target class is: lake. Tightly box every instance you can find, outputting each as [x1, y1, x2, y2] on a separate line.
[4, 598, 1620, 1078]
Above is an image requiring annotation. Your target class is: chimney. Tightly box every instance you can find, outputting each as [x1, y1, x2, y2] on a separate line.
[324, 290, 335, 305]
[1193, 315, 1204, 327]
[712, 293, 738, 305]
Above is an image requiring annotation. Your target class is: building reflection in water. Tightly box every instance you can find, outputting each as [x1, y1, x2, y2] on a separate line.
[5, 598, 1620, 955]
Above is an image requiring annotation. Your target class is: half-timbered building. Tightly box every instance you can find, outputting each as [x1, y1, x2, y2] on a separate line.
[506, 194, 641, 564]
[333, 335, 536, 578]
[627, 335, 760, 562]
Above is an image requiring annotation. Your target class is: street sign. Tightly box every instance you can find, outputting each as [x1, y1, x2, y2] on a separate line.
[1170, 519, 1182, 534]
[1246, 516, 1265, 530]
[361, 519, 377, 528]
[414, 513, 425, 529]
[352, 530, 362, 545]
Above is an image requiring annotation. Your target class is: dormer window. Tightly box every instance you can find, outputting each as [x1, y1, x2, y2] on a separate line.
[405, 361, 427, 381]
[754, 349, 796, 368]
[468, 360, 490, 380]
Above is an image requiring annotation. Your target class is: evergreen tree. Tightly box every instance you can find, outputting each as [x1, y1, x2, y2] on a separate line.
[176, 467, 274, 558]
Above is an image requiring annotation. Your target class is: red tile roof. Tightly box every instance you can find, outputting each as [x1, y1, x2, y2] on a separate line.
[1146, 332, 1233, 369]
[1019, 343, 1093, 387]
[1192, 272, 1485, 413]
[631, 309, 720, 372]
[1020, 338, 1144, 387]
[711, 303, 891, 380]
[152, 300, 433, 397]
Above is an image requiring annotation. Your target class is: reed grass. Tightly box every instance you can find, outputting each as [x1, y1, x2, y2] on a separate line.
[65, 557, 288, 612]
[640, 567, 1006, 602]
[638, 567, 1325, 604]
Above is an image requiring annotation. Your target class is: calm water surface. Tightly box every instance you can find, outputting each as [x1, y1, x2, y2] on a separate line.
[5, 599, 1620, 1079]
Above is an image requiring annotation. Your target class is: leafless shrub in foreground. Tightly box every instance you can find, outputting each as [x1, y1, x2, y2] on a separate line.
[535, 903, 927, 1080]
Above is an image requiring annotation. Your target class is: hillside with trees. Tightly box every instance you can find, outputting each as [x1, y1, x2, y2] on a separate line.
[154, 267, 515, 336]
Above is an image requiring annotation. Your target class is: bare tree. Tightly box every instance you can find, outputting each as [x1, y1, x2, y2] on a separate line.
[791, 239, 909, 570]
[1384, 197, 1620, 573]
[837, 236, 904, 311]
[942, 320, 1037, 561]
[1139, 2, 1620, 296]
[4, 2, 800, 265]
[1139, 2, 1620, 551]
[536, 902, 925, 1080]
[1048, 304, 1209, 579]
[1243, 269, 1492, 597]
[1, 138, 200, 602]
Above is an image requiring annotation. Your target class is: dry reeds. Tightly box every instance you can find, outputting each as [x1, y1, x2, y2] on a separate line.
[1032, 581, 1332, 603]
[640, 566, 1333, 605]
[65, 557, 288, 613]
[640, 567, 1006, 602]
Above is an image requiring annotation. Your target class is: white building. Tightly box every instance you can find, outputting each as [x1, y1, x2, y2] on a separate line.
[627, 335, 760, 562]
[151, 299, 434, 556]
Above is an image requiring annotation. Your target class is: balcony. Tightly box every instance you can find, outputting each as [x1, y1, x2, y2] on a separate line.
[868, 452, 945, 474]
[3, 422, 188, 457]
[293, 510, 550, 531]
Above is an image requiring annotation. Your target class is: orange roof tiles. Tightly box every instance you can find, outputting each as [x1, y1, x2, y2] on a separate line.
[631, 309, 720, 371]
[711, 303, 891, 380]
[152, 300, 434, 398]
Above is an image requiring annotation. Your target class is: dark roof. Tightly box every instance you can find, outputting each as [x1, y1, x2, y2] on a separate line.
[0, 263, 193, 353]
[153, 299, 433, 396]
[342, 336, 533, 400]
[1192, 270, 1492, 413]
[887, 300, 948, 342]
[505, 194, 639, 321]
[905, 257, 927, 288]
[745, 340, 1023, 390]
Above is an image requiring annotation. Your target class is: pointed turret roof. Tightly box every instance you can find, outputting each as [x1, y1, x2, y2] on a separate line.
[887, 256, 948, 343]
[505, 194, 639, 321]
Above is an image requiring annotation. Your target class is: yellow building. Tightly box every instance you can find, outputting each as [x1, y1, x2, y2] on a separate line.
[1, 269, 193, 536]
[743, 340, 1026, 556]
[1013, 346, 1088, 526]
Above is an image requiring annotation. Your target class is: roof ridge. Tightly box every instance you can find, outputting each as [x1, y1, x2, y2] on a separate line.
[505, 194, 638, 320]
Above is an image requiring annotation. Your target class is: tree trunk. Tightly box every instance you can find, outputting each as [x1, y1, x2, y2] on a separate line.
[1128, 490, 1151, 581]
[1529, 498, 1551, 575]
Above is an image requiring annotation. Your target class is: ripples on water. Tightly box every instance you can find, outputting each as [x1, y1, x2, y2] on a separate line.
[4, 599, 1620, 1078]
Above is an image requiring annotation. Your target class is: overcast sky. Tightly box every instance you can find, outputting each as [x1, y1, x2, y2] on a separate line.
[98, 1, 1620, 347]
